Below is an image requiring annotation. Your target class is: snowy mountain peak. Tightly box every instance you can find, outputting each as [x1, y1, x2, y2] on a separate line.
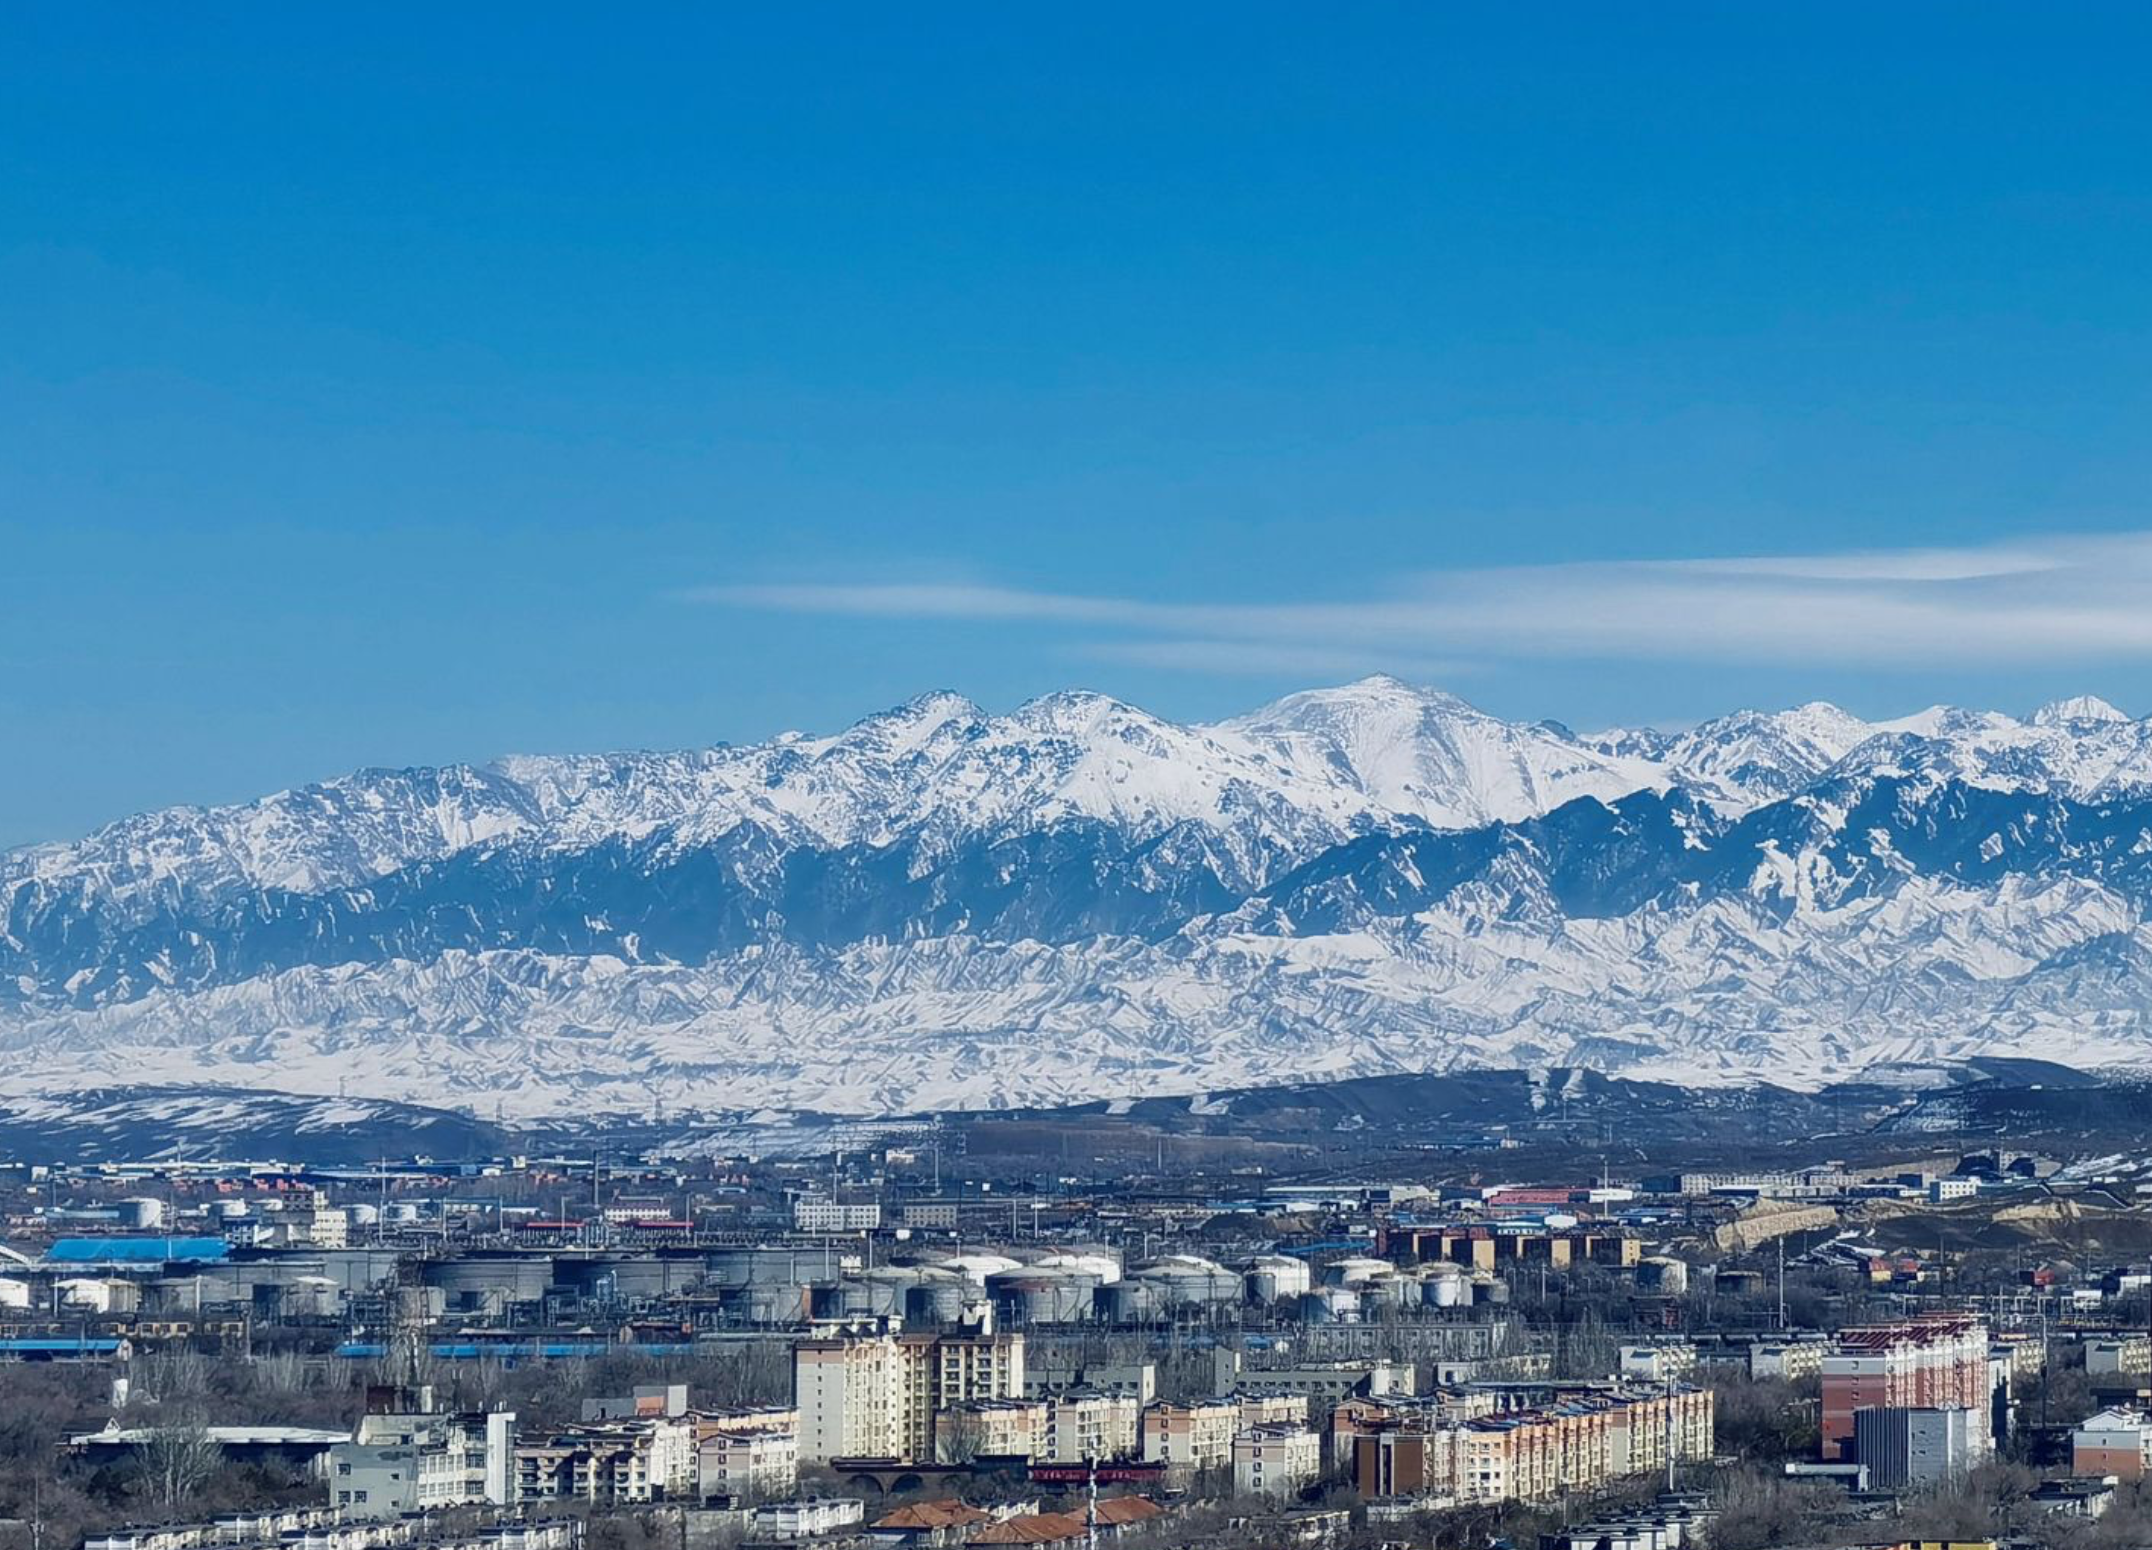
[19, 679, 2152, 1120]
[2030, 695, 2131, 727]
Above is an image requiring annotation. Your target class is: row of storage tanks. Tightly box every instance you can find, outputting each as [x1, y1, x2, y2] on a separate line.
[398, 1242, 1529, 1325]
[822, 1249, 1515, 1325]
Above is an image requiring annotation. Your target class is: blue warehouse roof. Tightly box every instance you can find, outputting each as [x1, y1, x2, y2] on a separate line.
[45, 1236, 229, 1264]
[0, 1337, 127, 1352]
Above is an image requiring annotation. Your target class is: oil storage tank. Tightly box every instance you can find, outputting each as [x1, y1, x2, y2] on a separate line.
[1245, 1254, 1312, 1303]
[1132, 1255, 1241, 1308]
[987, 1266, 1097, 1324]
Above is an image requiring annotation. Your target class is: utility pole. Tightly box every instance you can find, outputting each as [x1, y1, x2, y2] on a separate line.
[1086, 1455, 1099, 1550]
[1664, 1368, 1676, 1493]
[1777, 1238, 1787, 1332]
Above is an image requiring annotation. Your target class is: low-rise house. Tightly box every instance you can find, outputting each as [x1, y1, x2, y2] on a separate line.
[864, 1500, 992, 1547]
[2031, 1476, 2118, 1519]
[749, 1499, 866, 1540]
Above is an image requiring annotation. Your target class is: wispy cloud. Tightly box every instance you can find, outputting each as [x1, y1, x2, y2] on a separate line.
[1075, 639, 1469, 680]
[687, 530, 2152, 670]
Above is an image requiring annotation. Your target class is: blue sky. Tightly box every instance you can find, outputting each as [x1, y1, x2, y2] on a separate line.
[8, 5, 2152, 844]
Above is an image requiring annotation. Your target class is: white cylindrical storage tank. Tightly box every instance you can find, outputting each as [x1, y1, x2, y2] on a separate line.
[1137, 1255, 1241, 1305]
[1035, 1251, 1122, 1286]
[1097, 1278, 1169, 1323]
[1312, 1286, 1361, 1323]
[285, 1275, 341, 1317]
[1420, 1265, 1467, 1308]
[1323, 1256, 1393, 1288]
[57, 1278, 114, 1312]
[944, 1253, 1023, 1288]
[1362, 1271, 1416, 1309]
[986, 1267, 1096, 1324]
[1636, 1257, 1690, 1295]
[1470, 1272, 1509, 1306]
[1246, 1255, 1312, 1303]
[347, 1203, 378, 1226]
[0, 1277, 30, 1309]
[904, 1269, 971, 1324]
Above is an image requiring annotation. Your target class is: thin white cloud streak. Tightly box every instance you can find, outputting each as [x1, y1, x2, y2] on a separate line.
[1075, 638, 1468, 680]
[689, 531, 2152, 668]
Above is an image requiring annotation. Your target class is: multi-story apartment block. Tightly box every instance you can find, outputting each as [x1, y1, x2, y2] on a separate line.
[1750, 1338, 1827, 1382]
[2087, 1338, 2152, 1378]
[794, 1328, 1025, 1462]
[1353, 1424, 1461, 1503]
[1140, 1399, 1239, 1472]
[2074, 1408, 2152, 1481]
[330, 1392, 516, 1519]
[1350, 1385, 1713, 1507]
[1855, 1405, 1979, 1490]
[515, 1417, 696, 1503]
[936, 1398, 1047, 1461]
[1233, 1426, 1321, 1501]
[1236, 1390, 1311, 1430]
[1819, 1314, 1994, 1464]
[698, 1428, 799, 1504]
[1618, 1343, 1698, 1383]
[1041, 1390, 1142, 1464]
[794, 1197, 883, 1232]
[695, 1405, 801, 1443]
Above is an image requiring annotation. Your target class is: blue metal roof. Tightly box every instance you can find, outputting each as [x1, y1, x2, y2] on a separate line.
[45, 1236, 229, 1264]
[0, 1337, 126, 1352]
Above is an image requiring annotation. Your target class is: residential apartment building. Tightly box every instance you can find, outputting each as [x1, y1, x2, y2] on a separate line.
[1350, 1385, 1713, 1507]
[2087, 1338, 2152, 1378]
[751, 1499, 867, 1540]
[1353, 1425, 1461, 1504]
[1750, 1338, 1827, 1382]
[1233, 1426, 1322, 1501]
[1820, 1315, 1994, 1464]
[1041, 1390, 1141, 1464]
[1236, 1391, 1310, 1430]
[1141, 1399, 1240, 1471]
[936, 1398, 1047, 1461]
[698, 1428, 799, 1504]
[330, 1395, 516, 1520]
[794, 1328, 1026, 1462]
[515, 1417, 696, 1503]
[794, 1197, 883, 1232]
[1854, 1407, 1979, 1491]
[2073, 1408, 2152, 1482]
[1231, 1359, 1416, 1408]
[1619, 1344, 1699, 1383]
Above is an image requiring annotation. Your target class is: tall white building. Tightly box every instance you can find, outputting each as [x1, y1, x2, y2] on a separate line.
[794, 1329, 1025, 1462]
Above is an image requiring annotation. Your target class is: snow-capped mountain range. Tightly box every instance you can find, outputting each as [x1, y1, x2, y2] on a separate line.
[9, 676, 2152, 1119]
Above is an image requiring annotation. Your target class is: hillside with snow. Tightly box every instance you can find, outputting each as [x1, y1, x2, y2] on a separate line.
[9, 677, 2152, 1118]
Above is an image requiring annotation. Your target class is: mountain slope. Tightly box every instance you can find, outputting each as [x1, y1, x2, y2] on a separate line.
[6, 679, 2152, 1118]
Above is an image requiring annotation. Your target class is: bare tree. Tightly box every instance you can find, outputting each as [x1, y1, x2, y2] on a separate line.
[136, 1421, 223, 1511]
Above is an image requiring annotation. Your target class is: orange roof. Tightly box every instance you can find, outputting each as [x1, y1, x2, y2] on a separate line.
[969, 1513, 1087, 1545]
[875, 1502, 993, 1531]
[1092, 1498, 1163, 1526]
